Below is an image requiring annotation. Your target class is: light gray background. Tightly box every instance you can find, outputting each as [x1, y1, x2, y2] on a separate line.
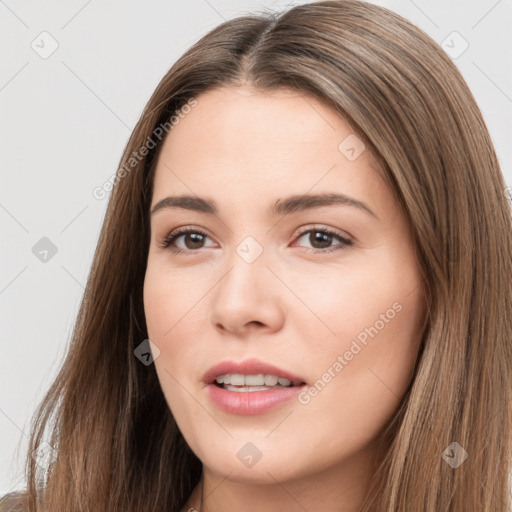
[1, 0, 511, 496]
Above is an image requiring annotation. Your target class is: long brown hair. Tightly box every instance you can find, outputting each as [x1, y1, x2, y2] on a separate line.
[3, 1, 511, 510]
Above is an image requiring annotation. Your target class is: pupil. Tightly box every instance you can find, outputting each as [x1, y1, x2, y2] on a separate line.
[185, 233, 204, 249]
[311, 231, 331, 249]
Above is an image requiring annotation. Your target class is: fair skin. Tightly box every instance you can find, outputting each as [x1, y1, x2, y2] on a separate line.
[143, 85, 427, 512]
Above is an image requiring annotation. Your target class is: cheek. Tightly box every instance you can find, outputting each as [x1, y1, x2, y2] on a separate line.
[143, 258, 206, 340]
[293, 262, 424, 444]
[143, 264, 208, 430]
[143, 259, 210, 378]
[143, 264, 187, 393]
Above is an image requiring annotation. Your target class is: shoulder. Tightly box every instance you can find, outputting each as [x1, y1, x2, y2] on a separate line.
[0, 491, 27, 511]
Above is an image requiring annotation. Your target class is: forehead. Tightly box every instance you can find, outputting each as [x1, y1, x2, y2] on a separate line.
[151, 86, 388, 217]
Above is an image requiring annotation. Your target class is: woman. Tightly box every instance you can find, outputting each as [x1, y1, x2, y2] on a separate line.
[2, 1, 511, 510]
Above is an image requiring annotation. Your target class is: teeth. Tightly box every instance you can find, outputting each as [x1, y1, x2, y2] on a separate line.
[215, 373, 296, 387]
[224, 385, 275, 392]
[264, 375, 278, 386]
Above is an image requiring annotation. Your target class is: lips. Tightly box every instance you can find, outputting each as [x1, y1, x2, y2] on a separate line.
[202, 357, 307, 386]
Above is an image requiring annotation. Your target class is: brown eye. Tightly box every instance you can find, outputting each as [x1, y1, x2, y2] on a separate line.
[181, 232, 206, 249]
[294, 226, 352, 254]
[161, 228, 214, 254]
[308, 231, 334, 249]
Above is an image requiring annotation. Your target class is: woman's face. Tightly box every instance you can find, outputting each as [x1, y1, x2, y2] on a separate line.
[144, 86, 426, 488]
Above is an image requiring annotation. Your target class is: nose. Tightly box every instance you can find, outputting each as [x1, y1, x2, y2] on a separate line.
[209, 242, 285, 336]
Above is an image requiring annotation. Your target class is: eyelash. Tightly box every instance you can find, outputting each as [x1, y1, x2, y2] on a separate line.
[159, 225, 352, 256]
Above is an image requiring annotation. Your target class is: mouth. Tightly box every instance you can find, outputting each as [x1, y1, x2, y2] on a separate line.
[212, 375, 306, 392]
[203, 358, 307, 415]
[203, 358, 307, 391]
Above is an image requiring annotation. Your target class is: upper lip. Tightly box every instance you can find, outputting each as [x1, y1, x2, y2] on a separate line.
[203, 358, 307, 386]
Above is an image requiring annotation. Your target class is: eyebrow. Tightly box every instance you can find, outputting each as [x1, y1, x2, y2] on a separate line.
[150, 192, 378, 219]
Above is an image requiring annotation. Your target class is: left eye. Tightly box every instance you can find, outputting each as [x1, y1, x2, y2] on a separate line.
[160, 226, 352, 255]
[293, 227, 352, 253]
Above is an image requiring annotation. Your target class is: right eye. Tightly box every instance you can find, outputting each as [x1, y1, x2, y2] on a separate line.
[160, 227, 216, 255]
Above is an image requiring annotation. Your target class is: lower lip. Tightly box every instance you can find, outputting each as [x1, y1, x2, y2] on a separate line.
[206, 383, 306, 415]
